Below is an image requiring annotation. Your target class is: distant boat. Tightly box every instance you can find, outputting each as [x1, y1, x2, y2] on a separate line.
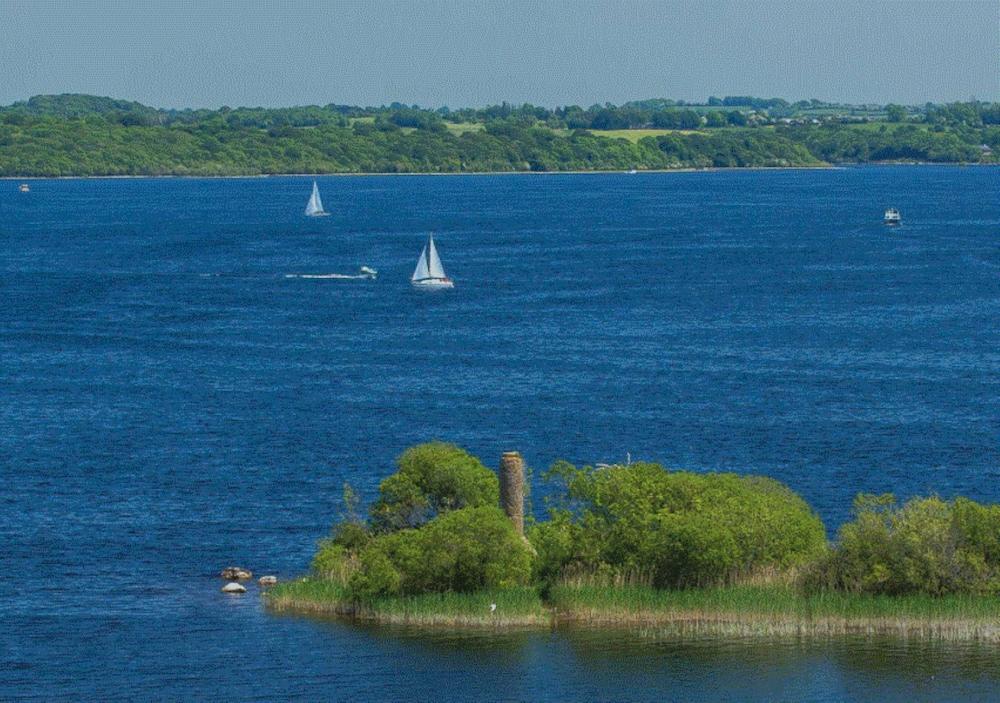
[18, 183, 29, 193]
[884, 207, 901, 225]
[627, 168, 638, 174]
[285, 266, 377, 280]
[304, 181, 329, 217]
[411, 234, 454, 288]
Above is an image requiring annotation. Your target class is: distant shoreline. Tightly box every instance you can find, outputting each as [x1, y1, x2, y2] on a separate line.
[5, 163, 996, 181]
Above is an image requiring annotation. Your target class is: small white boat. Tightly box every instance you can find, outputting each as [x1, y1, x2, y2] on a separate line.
[18, 183, 30, 193]
[627, 168, 638, 174]
[411, 234, 454, 288]
[285, 266, 377, 280]
[304, 181, 329, 217]
[884, 207, 901, 225]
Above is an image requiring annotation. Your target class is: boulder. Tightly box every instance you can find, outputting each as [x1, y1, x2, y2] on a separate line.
[221, 582, 246, 594]
[220, 566, 252, 581]
[258, 575, 278, 586]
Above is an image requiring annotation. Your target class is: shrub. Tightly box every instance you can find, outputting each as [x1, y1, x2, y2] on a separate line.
[535, 462, 826, 587]
[369, 442, 500, 532]
[805, 494, 1000, 596]
[348, 548, 402, 601]
[311, 542, 356, 582]
[348, 506, 533, 600]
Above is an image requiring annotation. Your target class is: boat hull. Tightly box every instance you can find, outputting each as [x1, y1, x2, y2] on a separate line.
[411, 278, 454, 289]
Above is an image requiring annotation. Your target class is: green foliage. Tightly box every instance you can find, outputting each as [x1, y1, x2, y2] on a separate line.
[806, 494, 1000, 596]
[348, 546, 403, 601]
[650, 129, 819, 167]
[311, 443, 529, 603]
[787, 123, 983, 163]
[885, 104, 907, 122]
[303, 440, 1000, 611]
[349, 506, 534, 600]
[369, 442, 499, 532]
[532, 462, 826, 588]
[311, 539, 363, 586]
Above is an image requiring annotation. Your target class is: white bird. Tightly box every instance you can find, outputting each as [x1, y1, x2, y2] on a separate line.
[489, 603, 497, 613]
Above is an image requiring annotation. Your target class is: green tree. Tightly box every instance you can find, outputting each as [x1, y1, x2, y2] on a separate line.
[806, 494, 1000, 595]
[885, 104, 907, 122]
[369, 442, 499, 532]
[532, 462, 826, 587]
[348, 506, 534, 600]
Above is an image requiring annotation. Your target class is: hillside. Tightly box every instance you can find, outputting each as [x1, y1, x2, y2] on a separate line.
[0, 94, 996, 176]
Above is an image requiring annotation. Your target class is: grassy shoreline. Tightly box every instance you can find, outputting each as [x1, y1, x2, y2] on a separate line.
[266, 581, 548, 628]
[265, 581, 1000, 640]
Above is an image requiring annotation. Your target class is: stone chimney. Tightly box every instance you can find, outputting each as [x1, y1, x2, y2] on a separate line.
[499, 451, 525, 537]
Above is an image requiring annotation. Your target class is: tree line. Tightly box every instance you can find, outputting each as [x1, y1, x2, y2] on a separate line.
[0, 94, 997, 176]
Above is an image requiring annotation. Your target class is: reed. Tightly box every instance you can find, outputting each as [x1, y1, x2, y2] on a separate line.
[548, 584, 1000, 641]
[266, 580, 548, 628]
[267, 579, 1000, 639]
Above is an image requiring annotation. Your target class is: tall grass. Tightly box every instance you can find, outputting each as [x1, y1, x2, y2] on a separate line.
[268, 577, 1000, 639]
[549, 584, 1000, 640]
[266, 580, 548, 628]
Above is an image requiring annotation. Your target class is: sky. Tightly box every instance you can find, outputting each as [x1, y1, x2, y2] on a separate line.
[0, 0, 996, 109]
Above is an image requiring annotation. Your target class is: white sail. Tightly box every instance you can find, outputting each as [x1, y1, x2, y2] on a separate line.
[305, 181, 325, 216]
[426, 235, 447, 279]
[411, 245, 430, 281]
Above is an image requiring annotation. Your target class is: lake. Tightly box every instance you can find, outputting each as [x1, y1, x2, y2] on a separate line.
[2, 167, 999, 701]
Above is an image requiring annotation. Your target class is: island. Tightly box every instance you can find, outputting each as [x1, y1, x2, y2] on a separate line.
[266, 442, 1000, 641]
[1, 95, 997, 176]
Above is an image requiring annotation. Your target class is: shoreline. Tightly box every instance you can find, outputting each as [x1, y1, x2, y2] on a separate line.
[5, 162, 996, 181]
[264, 583, 1000, 642]
[266, 598, 1000, 642]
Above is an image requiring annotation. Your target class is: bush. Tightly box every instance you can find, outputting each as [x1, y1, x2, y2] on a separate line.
[349, 548, 402, 601]
[348, 506, 533, 600]
[534, 462, 826, 587]
[369, 442, 500, 532]
[805, 494, 1000, 596]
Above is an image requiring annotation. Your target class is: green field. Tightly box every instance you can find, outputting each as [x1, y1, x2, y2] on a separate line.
[590, 128, 705, 142]
[444, 122, 485, 135]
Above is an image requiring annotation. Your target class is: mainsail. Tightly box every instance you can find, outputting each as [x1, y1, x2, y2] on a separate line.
[305, 181, 325, 216]
[411, 245, 430, 281]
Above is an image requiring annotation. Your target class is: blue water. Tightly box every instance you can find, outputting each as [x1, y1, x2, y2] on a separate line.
[2, 167, 999, 701]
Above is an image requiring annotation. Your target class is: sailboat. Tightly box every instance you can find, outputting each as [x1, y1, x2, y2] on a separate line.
[411, 234, 454, 288]
[304, 181, 329, 217]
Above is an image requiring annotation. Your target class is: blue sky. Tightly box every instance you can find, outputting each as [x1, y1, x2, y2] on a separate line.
[0, 0, 996, 108]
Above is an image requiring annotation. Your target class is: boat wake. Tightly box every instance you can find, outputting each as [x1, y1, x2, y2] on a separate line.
[285, 266, 378, 280]
[286, 273, 361, 279]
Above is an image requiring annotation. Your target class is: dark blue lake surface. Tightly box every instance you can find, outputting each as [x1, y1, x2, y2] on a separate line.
[2, 167, 999, 701]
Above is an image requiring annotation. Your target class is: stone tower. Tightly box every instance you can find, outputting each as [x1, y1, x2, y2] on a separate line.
[499, 451, 525, 537]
